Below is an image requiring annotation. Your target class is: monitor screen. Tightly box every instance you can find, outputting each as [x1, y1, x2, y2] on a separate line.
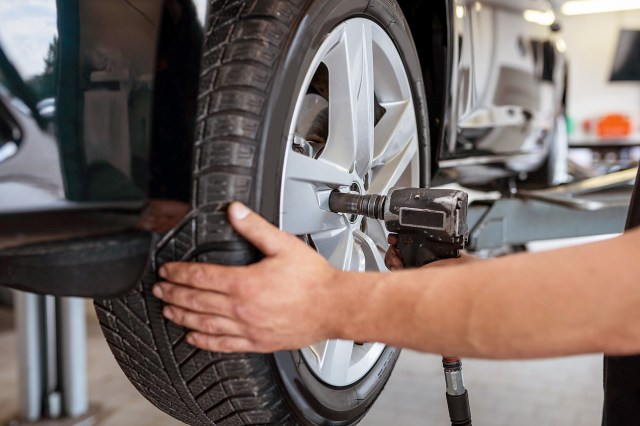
[611, 30, 640, 81]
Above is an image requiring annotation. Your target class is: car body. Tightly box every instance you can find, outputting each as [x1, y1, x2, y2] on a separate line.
[0, 0, 566, 295]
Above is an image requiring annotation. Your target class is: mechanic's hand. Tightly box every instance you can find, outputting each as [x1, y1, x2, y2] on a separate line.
[384, 234, 404, 271]
[385, 234, 480, 270]
[152, 202, 343, 353]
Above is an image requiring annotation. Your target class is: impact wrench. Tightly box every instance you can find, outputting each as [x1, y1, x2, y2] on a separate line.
[329, 187, 472, 426]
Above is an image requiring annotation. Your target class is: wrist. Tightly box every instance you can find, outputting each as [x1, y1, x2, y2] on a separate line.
[324, 270, 356, 341]
[330, 271, 386, 343]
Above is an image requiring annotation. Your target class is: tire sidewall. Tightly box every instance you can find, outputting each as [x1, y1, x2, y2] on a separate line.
[253, 0, 430, 423]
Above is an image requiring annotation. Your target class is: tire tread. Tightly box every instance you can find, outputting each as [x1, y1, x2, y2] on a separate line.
[95, 0, 412, 424]
[96, 0, 305, 423]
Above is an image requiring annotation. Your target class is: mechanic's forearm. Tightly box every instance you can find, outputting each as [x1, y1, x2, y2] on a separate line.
[343, 229, 640, 359]
[340, 268, 478, 356]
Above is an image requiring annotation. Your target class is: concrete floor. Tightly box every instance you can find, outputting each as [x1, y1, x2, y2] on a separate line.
[0, 303, 604, 426]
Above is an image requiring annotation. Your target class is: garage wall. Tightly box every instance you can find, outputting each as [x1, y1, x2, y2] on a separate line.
[562, 10, 640, 139]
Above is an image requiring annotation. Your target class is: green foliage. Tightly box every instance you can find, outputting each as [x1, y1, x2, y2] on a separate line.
[40, 36, 58, 99]
[26, 36, 59, 100]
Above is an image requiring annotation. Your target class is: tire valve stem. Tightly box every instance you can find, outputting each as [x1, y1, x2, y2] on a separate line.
[442, 356, 472, 426]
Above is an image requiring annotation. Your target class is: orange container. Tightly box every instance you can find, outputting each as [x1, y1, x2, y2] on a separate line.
[597, 114, 632, 138]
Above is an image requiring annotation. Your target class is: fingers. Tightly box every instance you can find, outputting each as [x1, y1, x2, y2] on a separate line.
[159, 203, 298, 289]
[227, 202, 296, 256]
[163, 306, 245, 336]
[385, 234, 404, 271]
[159, 262, 235, 293]
[385, 247, 404, 271]
[153, 282, 234, 317]
[186, 333, 259, 353]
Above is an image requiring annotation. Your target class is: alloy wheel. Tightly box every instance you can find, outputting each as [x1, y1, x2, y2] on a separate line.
[280, 17, 420, 387]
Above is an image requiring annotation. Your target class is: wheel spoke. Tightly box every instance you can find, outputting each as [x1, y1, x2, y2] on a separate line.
[319, 339, 355, 385]
[321, 21, 375, 177]
[312, 227, 354, 271]
[354, 229, 387, 271]
[369, 137, 418, 196]
[350, 240, 367, 272]
[281, 150, 352, 235]
[365, 218, 389, 253]
[373, 100, 415, 168]
[285, 148, 354, 187]
[281, 188, 347, 236]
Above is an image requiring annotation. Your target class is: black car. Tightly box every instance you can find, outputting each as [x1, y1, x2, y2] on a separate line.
[0, 0, 567, 424]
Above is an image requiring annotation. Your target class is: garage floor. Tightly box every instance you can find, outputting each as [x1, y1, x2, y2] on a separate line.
[0, 235, 615, 426]
[0, 302, 604, 426]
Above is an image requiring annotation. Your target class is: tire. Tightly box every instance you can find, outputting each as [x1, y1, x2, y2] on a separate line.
[95, 0, 429, 424]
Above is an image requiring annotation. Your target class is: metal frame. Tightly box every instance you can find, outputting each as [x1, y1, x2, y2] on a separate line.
[467, 170, 636, 251]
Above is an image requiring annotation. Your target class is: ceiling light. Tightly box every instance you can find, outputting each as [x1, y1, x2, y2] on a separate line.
[524, 9, 556, 26]
[562, 0, 640, 16]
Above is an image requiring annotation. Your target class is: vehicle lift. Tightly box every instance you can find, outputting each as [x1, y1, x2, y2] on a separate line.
[12, 294, 93, 425]
[9, 167, 636, 425]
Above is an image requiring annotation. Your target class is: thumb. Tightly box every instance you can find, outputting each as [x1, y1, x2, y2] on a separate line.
[228, 202, 293, 256]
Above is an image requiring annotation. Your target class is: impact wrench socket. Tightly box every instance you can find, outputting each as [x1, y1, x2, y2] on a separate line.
[329, 187, 472, 426]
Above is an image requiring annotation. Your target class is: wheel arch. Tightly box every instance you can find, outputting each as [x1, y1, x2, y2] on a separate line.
[397, 0, 453, 181]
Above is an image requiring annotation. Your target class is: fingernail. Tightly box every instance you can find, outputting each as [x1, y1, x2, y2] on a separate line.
[186, 334, 196, 345]
[152, 285, 163, 299]
[230, 202, 250, 220]
[158, 265, 168, 278]
[163, 307, 174, 320]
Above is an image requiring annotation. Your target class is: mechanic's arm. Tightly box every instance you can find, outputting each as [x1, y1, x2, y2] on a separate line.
[153, 202, 640, 359]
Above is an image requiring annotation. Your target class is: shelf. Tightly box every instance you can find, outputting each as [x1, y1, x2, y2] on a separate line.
[569, 139, 640, 149]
